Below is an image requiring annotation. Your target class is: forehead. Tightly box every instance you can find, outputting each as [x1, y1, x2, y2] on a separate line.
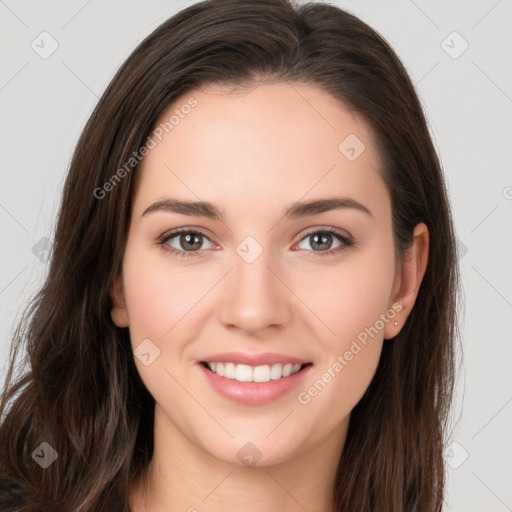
[133, 81, 389, 224]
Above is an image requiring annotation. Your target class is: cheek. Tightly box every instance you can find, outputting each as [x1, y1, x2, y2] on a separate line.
[121, 246, 215, 395]
[296, 247, 394, 408]
[121, 248, 196, 402]
[295, 283, 389, 426]
[306, 251, 396, 352]
[122, 245, 208, 342]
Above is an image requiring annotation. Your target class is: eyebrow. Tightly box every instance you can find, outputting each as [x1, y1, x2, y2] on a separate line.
[141, 196, 373, 220]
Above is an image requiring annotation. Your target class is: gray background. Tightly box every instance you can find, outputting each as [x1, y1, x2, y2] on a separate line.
[1, 1, 511, 510]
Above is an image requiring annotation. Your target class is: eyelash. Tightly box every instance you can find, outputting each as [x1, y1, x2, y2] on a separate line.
[157, 227, 354, 260]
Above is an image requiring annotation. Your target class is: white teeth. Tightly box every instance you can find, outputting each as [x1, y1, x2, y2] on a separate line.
[253, 365, 271, 382]
[270, 364, 282, 380]
[224, 362, 235, 379]
[205, 362, 303, 382]
[235, 364, 253, 382]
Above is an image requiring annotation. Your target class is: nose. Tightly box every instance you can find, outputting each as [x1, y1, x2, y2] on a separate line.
[218, 246, 292, 336]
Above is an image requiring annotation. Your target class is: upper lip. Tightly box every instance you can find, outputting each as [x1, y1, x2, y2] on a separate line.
[198, 352, 311, 366]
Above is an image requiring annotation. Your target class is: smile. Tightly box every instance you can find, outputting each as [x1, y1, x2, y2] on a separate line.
[202, 362, 306, 382]
[197, 355, 314, 405]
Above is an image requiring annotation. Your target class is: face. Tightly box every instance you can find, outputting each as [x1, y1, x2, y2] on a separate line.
[110, 81, 424, 468]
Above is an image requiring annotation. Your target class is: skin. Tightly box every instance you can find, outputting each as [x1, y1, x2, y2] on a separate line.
[110, 81, 429, 512]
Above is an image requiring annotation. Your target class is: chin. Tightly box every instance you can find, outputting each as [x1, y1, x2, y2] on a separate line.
[197, 430, 303, 469]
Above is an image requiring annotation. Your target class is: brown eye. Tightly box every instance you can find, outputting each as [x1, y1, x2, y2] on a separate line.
[296, 228, 353, 257]
[309, 232, 336, 251]
[177, 232, 204, 251]
[158, 229, 215, 258]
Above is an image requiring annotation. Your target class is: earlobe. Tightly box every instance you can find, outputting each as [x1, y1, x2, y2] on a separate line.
[109, 275, 129, 328]
[384, 223, 429, 340]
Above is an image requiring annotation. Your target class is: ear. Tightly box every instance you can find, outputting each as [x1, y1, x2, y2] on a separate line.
[384, 222, 429, 340]
[109, 274, 129, 328]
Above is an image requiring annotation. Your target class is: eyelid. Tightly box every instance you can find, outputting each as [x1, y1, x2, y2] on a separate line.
[297, 225, 353, 242]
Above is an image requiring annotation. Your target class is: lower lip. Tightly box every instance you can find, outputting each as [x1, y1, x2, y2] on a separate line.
[197, 363, 313, 405]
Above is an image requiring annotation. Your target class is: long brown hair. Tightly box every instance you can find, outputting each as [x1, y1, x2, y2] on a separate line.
[0, 0, 461, 510]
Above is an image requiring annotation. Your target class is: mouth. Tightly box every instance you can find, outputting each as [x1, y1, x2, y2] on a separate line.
[197, 358, 314, 405]
[200, 361, 312, 383]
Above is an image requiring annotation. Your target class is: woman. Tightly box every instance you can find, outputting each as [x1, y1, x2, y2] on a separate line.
[0, 0, 461, 510]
